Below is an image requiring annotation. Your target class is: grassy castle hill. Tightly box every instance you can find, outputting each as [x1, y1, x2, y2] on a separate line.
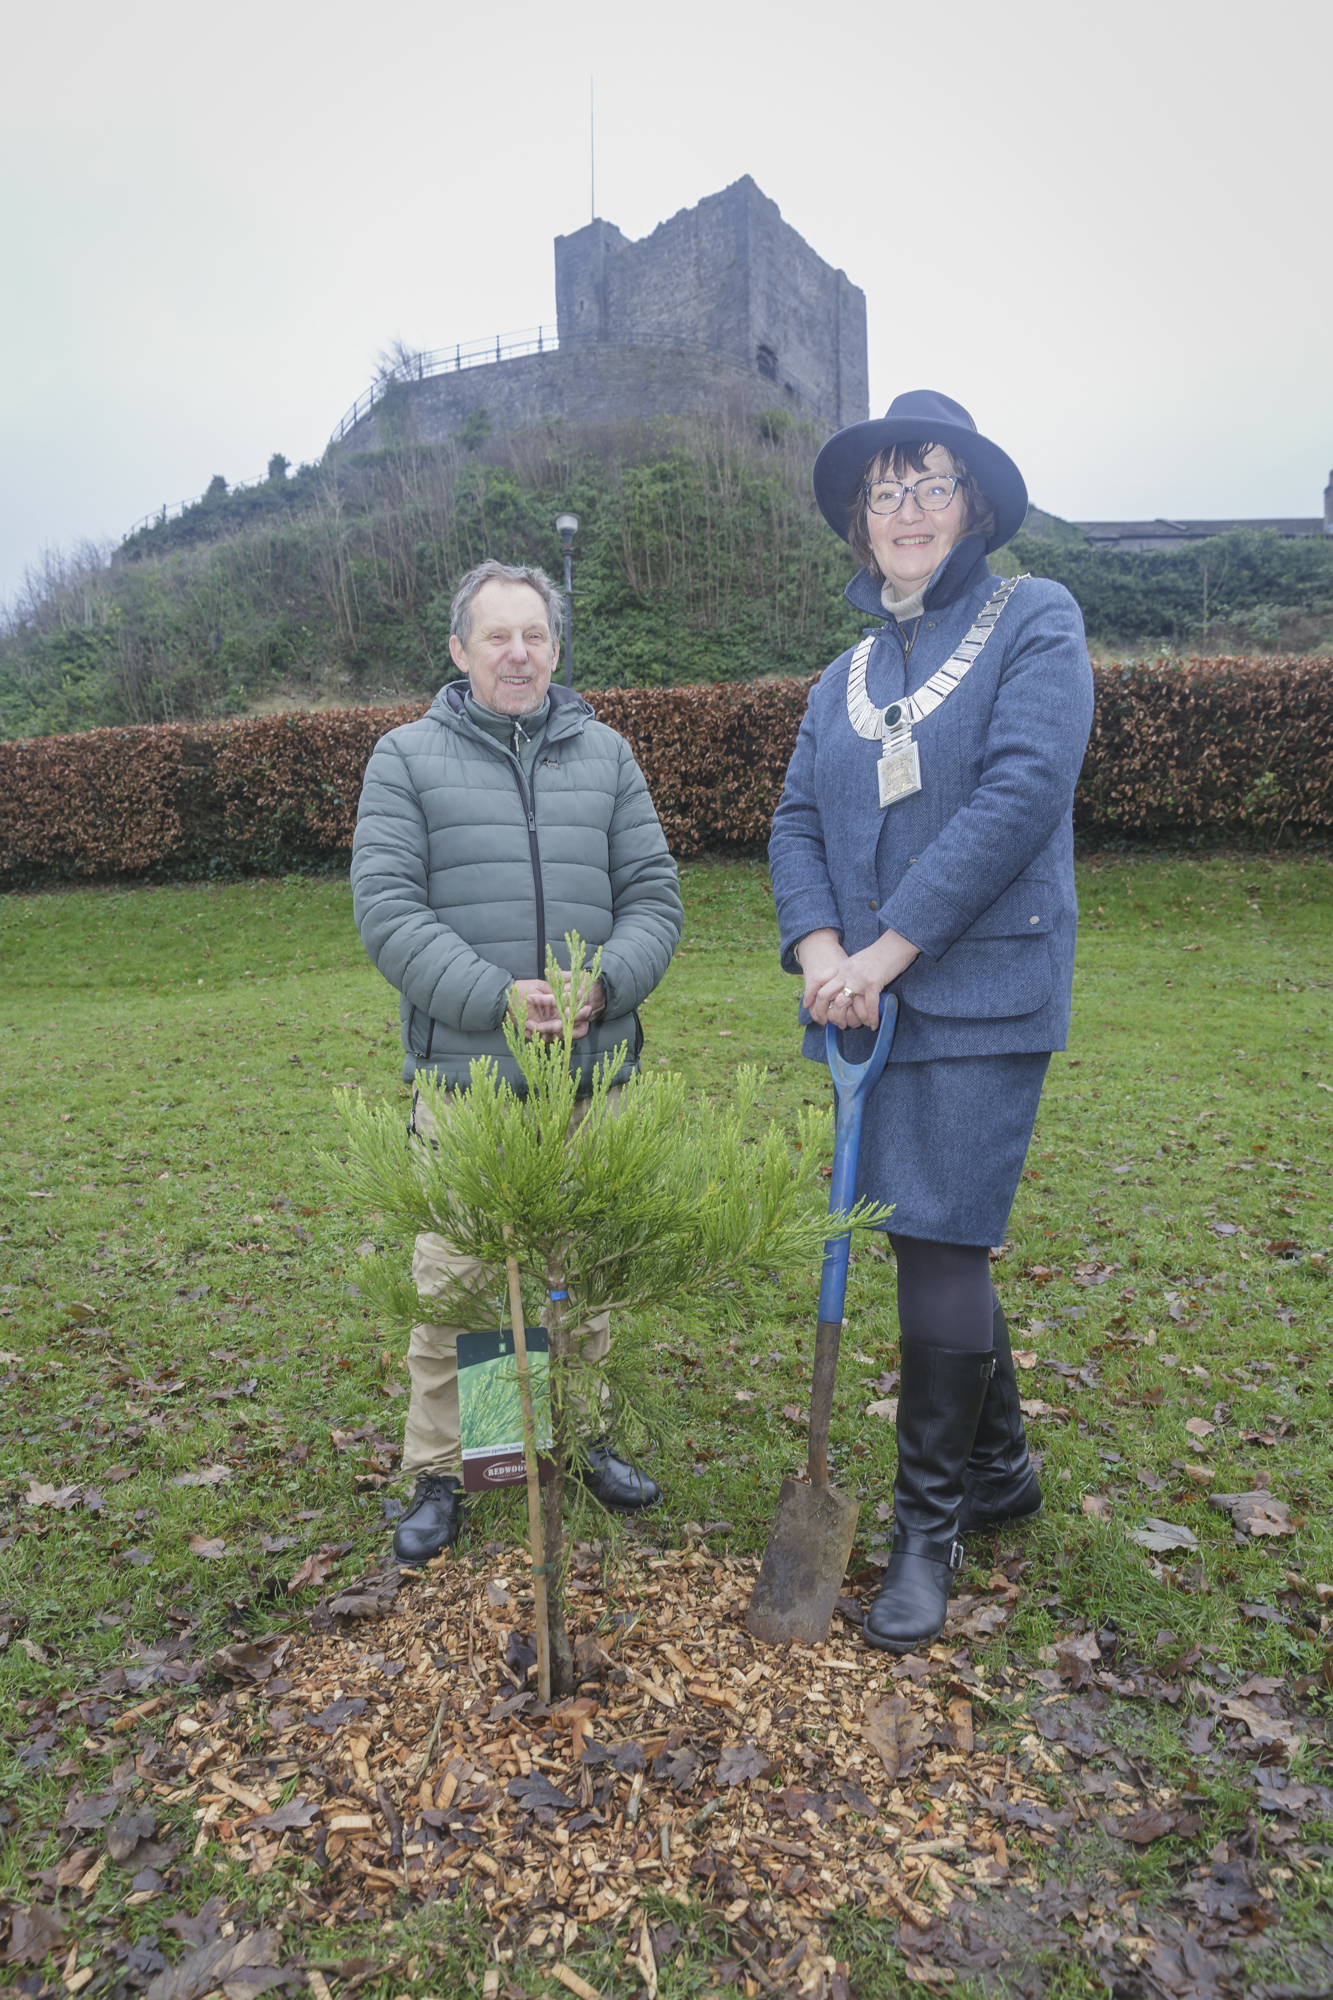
[4, 413, 1333, 740]
[1, 851, 1331, 1995]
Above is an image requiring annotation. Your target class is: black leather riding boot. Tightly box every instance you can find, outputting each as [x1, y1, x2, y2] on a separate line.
[956, 1300, 1043, 1535]
[863, 1342, 994, 1653]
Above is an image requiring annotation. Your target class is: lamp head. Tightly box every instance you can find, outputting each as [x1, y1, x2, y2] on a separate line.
[554, 512, 579, 540]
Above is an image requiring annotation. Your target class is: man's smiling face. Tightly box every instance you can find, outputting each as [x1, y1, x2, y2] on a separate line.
[448, 580, 557, 715]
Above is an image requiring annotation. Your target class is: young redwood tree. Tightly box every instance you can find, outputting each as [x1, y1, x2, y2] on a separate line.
[328, 940, 884, 1695]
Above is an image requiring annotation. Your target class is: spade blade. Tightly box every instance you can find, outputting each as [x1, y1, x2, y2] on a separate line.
[744, 1476, 860, 1647]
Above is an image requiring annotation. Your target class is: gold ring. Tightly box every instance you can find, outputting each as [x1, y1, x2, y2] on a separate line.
[841, 984, 855, 997]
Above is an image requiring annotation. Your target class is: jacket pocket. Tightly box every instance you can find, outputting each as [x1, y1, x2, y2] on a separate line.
[898, 936, 1052, 1019]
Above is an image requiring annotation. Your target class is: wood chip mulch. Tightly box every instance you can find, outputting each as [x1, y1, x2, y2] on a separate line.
[147, 1539, 1080, 1994]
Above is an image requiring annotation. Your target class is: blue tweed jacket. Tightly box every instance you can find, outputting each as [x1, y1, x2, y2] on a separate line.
[769, 535, 1094, 1063]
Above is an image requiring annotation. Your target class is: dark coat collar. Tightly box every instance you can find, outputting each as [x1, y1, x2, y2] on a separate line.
[842, 533, 993, 622]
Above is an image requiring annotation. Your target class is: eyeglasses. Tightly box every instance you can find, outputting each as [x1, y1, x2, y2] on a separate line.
[864, 474, 961, 517]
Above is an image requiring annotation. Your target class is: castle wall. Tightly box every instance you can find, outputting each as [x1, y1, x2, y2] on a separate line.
[336, 341, 805, 454]
[554, 177, 868, 429]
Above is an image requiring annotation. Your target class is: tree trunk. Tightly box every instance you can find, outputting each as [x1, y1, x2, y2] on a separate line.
[543, 1260, 575, 1698]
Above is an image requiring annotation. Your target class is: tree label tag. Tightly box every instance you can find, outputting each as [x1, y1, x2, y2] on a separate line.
[457, 1327, 554, 1491]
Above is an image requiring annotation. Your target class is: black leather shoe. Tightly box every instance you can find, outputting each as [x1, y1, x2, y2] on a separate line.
[392, 1473, 465, 1561]
[956, 1302, 1043, 1535]
[863, 1343, 993, 1654]
[576, 1443, 660, 1513]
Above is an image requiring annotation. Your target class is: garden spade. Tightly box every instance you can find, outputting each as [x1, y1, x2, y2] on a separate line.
[745, 996, 898, 1646]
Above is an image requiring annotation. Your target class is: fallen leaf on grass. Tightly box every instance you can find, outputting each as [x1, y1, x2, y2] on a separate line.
[23, 1480, 82, 1510]
[1082, 1495, 1113, 1522]
[1218, 1697, 1302, 1749]
[1012, 1349, 1038, 1370]
[716, 1741, 772, 1786]
[1019, 1398, 1049, 1418]
[863, 1693, 931, 1780]
[865, 1397, 898, 1420]
[107, 1809, 156, 1861]
[1128, 1518, 1199, 1554]
[1184, 1418, 1215, 1440]
[781, 1404, 807, 1425]
[1055, 1632, 1102, 1689]
[170, 1464, 231, 1488]
[160, 1898, 226, 1949]
[210, 1636, 291, 1684]
[4, 1903, 67, 1965]
[188, 1536, 226, 1560]
[250, 1795, 318, 1832]
[1113, 1807, 1202, 1844]
[101, 1464, 136, 1483]
[1184, 1714, 1215, 1755]
[143, 1925, 282, 2000]
[1209, 1491, 1295, 1537]
[286, 1548, 335, 1595]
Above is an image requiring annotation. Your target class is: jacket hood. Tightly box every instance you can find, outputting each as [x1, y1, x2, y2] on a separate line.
[842, 534, 993, 621]
[430, 678, 594, 736]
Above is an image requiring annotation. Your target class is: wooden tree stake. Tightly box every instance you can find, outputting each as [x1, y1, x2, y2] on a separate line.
[503, 1224, 551, 1705]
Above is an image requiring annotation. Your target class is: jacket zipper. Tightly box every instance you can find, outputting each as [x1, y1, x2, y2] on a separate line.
[450, 705, 552, 985]
[516, 763, 547, 979]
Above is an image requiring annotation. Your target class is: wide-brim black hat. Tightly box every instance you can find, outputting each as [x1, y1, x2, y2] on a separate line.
[813, 388, 1028, 554]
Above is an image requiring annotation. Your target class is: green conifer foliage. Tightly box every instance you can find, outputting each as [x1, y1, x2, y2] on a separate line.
[326, 935, 885, 1691]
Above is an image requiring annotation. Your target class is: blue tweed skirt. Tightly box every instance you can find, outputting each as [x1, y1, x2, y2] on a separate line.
[843, 1052, 1051, 1247]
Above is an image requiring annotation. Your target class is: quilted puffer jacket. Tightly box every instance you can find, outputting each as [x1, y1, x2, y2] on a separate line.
[351, 681, 682, 1094]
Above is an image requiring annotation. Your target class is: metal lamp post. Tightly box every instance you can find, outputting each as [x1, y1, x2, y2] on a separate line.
[555, 512, 578, 688]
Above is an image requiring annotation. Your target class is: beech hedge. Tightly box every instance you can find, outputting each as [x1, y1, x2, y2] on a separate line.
[1, 657, 1330, 889]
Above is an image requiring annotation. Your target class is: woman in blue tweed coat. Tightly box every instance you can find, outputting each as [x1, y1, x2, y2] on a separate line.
[768, 390, 1094, 1653]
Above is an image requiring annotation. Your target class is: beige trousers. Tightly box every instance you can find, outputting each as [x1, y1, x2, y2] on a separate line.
[402, 1083, 620, 1480]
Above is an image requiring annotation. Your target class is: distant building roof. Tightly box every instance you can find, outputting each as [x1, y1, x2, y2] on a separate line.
[1074, 516, 1326, 552]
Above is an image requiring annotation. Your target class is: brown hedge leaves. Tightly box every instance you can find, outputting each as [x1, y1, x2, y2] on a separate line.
[2, 656, 1329, 885]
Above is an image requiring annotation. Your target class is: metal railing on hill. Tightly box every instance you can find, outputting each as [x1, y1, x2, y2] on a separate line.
[123, 472, 273, 544]
[329, 325, 560, 443]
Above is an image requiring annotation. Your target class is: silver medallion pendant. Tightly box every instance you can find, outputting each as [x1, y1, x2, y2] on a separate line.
[878, 738, 922, 809]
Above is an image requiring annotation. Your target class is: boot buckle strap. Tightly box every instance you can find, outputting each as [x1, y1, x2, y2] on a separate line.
[892, 1530, 967, 1571]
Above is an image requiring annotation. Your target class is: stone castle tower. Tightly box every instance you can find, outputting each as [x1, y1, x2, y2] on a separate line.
[333, 177, 867, 451]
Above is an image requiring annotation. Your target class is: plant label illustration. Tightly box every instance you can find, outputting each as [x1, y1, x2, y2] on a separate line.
[457, 1328, 555, 1492]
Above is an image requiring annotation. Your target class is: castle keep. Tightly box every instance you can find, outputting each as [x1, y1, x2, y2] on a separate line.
[334, 178, 868, 451]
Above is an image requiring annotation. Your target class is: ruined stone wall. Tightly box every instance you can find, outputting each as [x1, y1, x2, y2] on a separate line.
[336, 341, 803, 454]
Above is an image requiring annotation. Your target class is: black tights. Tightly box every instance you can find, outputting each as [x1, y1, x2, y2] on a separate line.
[889, 1233, 997, 1353]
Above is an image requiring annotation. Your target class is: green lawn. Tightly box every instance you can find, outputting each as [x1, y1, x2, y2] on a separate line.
[2, 853, 1331, 1995]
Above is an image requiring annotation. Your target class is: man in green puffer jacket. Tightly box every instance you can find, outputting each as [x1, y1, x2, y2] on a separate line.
[351, 558, 683, 1560]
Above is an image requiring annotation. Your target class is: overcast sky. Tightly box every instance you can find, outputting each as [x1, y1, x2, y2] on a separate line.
[2, 0, 1329, 604]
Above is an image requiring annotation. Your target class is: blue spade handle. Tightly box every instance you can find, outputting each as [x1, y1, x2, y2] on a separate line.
[816, 995, 898, 1325]
[804, 995, 898, 1487]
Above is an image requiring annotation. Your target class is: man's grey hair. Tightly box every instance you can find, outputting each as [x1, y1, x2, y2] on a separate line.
[449, 560, 563, 651]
